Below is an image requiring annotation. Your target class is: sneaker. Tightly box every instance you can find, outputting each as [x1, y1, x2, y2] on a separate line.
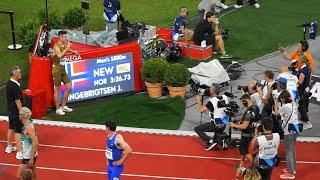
[56, 108, 65, 116]
[302, 122, 312, 131]
[234, 5, 242, 9]
[221, 3, 229, 9]
[282, 168, 296, 174]
[205, 142, 217, 151]
[16, 151, 23, 160]
[280, 172, 295, 179]
[220, 53, 233, 59]
[254, 3, 260, 8]
[62, 106, 73, 112]
[5, 146, 17, 153]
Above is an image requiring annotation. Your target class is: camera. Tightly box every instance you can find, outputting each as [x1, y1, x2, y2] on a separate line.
[271, 82, 278, 90]
[218, 100, 240, 116]
[238, 85, 249, 93]
[288, 61, 298, 75]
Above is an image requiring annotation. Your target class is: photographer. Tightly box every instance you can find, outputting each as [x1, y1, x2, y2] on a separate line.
[279, 40, 315, 74]
[249, 118, 280, 180]
[257, 70, 275, 118]
[193, 12, 232, 59]
[277, 65, 299, 102]
[240, 82, 263, 114]
[194, 85, 229, 151]
[274, 90, 300, 179]
[228, 94, 260, 179]
[297, 54, 312, 129]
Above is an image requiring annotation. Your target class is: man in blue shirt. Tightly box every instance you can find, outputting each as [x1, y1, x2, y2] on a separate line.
[172, 7, 194, 41]
[103, 0, 121, 33]
[105, 120, 132, 180]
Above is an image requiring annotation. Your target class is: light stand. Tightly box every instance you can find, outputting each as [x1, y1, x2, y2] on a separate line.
[81, 1, 90, 46]
[0, 11, 22, 50]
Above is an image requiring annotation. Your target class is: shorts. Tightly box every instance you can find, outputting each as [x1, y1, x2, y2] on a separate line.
[239, 136, 253, 155]
[52, 65, 70, 86]
[9, 114, 23, 133]
[21, 156, 37, 165]
[107, 165, 124, 180]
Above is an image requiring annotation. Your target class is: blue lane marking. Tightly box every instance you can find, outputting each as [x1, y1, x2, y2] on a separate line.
[0, 165, 9, 174]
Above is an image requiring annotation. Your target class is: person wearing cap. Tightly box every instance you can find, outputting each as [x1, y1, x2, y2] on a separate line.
[16, 107, 38, 180]
[172, 7, 194, 41]
[277, 65, 299, 102]
[228, 94, 260, 179]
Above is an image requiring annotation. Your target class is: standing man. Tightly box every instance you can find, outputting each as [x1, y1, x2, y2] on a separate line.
[105, 120, 132, 179]
[193, 12, 232, 58]
[16, 107, 38, 180]
[103, 0, 121, 33]
[53, 30, 78, 115]
[172, 7, 194, 41]
[5, 66, 23, 159]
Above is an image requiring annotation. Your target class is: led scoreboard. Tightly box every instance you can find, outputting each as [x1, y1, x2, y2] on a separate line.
[63, 52, 135, 102]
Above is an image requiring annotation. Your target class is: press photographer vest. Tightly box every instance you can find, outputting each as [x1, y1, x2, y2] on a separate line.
[208, 95, 229, 127]
[256, 133, 280, 169]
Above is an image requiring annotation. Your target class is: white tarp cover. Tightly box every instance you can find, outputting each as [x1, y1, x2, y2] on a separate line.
[188, 59, 230, 86]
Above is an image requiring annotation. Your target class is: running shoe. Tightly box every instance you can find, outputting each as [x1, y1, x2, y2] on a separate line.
[302, 121, 312, 131]
[282, 168, 296, 174]
[254, 3, 261, 8]
[205, 142, 217, 151]
[56, 108, 65, 115]
[5, 145, 17, 153]
[62, 106, 73, 112]
[221, 3, 229, 9]
[16, 151, 23, 160]
[234, 5, 242, 9]
[280, 172, 295, 179]
[220, 53, 233, 59]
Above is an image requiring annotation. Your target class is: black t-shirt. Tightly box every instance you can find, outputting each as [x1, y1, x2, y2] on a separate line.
[6, 80, 23, 115]
[193, 19, 214, 45]
[241, 105, 260, 134]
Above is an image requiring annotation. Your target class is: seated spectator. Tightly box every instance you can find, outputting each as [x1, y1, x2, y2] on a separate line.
[279, 40, 315, 74]
[198, 0, 228, 19]
[172, 7, 194, 41]
[193, 12, 232, 58]
[233, 0, 260, 8]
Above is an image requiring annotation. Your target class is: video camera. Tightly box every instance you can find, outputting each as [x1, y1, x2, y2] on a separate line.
[218, 100, 240, 117]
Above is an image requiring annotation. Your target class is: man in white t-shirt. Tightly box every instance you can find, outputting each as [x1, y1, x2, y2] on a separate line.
[277, 65, 299, 101]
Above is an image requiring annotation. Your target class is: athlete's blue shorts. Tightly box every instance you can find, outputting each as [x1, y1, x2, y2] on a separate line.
[107, 165, 124, 180]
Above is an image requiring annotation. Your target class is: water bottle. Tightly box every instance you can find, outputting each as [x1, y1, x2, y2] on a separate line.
[201, 40, 206, 48]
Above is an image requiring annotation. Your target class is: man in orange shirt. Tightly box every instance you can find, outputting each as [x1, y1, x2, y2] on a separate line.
[279, 40, 315, 74]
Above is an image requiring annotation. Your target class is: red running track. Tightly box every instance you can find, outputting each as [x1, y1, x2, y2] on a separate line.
[0, 121, 320, 180]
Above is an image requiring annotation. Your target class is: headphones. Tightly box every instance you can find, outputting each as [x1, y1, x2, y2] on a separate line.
[300, 40, 309, 52]
[180, 7, 189, 15]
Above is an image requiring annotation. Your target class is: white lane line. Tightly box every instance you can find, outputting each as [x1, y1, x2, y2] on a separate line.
[0, 163, 211, 180]
[1, 140, 320, 164]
